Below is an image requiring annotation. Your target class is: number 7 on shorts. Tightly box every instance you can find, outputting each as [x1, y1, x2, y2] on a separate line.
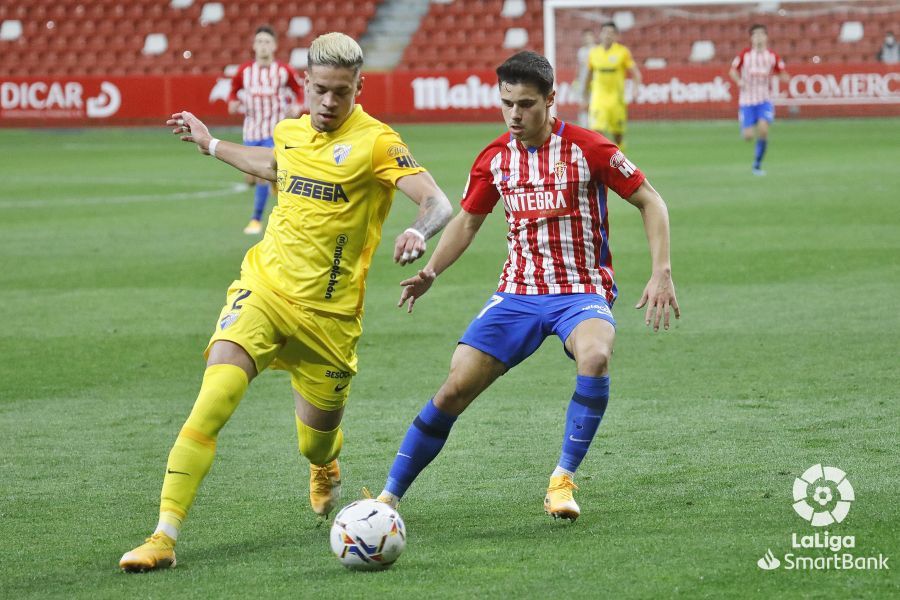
[476, 294, 504, 319]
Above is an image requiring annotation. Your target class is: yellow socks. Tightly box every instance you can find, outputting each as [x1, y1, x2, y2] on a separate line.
[295, 414, 343, 466]
[156, 364, 249, 539]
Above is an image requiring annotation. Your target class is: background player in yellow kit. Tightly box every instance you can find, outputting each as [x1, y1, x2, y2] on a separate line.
[119, 32, 452, 572]
[581, 21, 642, 149]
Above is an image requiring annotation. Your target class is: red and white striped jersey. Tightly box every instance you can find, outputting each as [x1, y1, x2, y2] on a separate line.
[732, 47, 785, 106]
[228, 60, 304, 142]
[461, 120, 645, 302]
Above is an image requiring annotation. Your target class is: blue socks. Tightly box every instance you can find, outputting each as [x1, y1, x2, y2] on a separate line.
[385, 399, 457, 498]
[558, 374, 609, 473]
[252, 183, 269, 221]
[753, 139, 768, 169]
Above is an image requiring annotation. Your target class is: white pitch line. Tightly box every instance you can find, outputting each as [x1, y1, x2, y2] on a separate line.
[0, 183, 247, 209]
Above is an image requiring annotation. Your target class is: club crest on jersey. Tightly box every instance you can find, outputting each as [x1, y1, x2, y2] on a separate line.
[333, 144, 351, 165]
[276, 169, 287, 191]
[219, 310, 240, 330]
[610, 150, 637, 178]
[554, 161, 567, 181]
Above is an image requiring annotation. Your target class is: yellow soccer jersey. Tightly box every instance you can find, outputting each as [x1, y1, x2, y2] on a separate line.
[240, 105, 425, 316]
[588, 43, 635, 104]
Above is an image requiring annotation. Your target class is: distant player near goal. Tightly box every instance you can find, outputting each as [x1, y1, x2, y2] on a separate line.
[728, 24, 789, 176]
[581, 21, 641, 150]
[229, 25, 304, 234]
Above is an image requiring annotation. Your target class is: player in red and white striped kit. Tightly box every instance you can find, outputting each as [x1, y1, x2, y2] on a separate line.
[228, 25, 304, 233]
[729, 24, 789, 175]
[376, 52, 679, 521]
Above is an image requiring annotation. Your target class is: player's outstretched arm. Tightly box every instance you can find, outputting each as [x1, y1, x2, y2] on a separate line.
[624, 180, 681, 331]
[166, 111, 277, 182]
[393, 171, 453, 266]
[629, 64, 643, 88]
[398, 209, 487, 313]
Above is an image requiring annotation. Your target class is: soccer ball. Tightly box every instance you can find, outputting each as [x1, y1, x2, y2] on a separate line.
[329, 499, 407, 571]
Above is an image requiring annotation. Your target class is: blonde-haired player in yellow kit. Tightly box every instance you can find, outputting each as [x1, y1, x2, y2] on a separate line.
[581, 21, 642, 149]
[119, 32, 452, 572]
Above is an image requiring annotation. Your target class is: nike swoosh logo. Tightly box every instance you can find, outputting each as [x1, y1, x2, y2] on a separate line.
[334, 383, 349, 392]
[167, 469, 190, 475]
[397, 452, 412, 459]
[285, 145, 302, 150]
[568, 435, 592, 443]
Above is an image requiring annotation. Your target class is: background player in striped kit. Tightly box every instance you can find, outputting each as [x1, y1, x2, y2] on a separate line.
[228, 25, 304, 233]
[729, 24, 789, 176]
[376, 51, 679, 521]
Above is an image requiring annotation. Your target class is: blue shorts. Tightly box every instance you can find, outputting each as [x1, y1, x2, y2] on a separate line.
[739, 102, 775, 129]
[459, 293, 616, 370]
[244, 137, 275, 148]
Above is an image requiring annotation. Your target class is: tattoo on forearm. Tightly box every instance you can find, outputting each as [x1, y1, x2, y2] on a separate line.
[412, 196, 450, 239]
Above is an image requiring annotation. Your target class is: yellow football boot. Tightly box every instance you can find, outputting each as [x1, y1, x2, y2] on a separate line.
[310, 460, 342, 517]
[242, 219, 262, 235]
[544, 474, 580, 521]
[119, 532, 176, 572]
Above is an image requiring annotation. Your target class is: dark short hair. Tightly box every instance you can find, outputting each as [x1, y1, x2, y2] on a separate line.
[255, 25, 276, 39]
[496, 51, 554, 97]
[601, 21, 617, 31]
[749, 23, 767, 35]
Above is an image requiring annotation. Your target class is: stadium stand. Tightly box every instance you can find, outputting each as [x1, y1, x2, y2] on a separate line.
[544, 1, 898, 71]
[1, 0, 895, 77]
[395, 0, 897, 71]
[0, 0, 378, 76]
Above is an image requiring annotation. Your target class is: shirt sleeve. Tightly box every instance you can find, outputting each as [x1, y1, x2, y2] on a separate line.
[228, 64, 245, 102]
[773, 52, 786, 73]
[623, 47, 635, 70]
[460, 147, 501, 214]
[586, 136, 645, 199]
[731, 51, 745, 70]
[285, 65, 304, 97]
[371, 131, 426, 187]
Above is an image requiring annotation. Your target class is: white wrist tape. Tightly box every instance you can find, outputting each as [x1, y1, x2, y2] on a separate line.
[404, 228, 425, 242]
[208, 138, 220, 158]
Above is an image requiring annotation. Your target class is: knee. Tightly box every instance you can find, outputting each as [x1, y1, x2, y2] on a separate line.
[575, 345, 611, 376]
[433, 374, 478, 415]
[742, 131, 754, 141]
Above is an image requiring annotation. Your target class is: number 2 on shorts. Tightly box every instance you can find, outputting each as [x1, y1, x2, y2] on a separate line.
[476, 294, 504, 319]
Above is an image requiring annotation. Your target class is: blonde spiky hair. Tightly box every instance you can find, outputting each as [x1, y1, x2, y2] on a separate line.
[308, 32, 364, 72]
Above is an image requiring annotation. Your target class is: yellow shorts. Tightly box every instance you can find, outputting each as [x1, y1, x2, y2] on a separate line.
[205, 280, 361, 412]
[589, 101, 627, 135]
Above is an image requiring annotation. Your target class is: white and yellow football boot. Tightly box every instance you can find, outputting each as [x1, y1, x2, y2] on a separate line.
[309, 459, 342, 517]
[544, 474, 580, 521]
[242, 219, 262, 235]
[119, 532, 177, 572]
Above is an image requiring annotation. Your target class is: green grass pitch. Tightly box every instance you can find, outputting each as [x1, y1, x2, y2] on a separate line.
[0, 118, 897, 598]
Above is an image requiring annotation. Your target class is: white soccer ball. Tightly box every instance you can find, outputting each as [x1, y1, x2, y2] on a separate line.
[329, 499, 407, 571]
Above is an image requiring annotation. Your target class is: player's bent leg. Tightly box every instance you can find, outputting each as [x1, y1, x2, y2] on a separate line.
[121, 343, 254, 572]
[545, 319, 615, 521]
[294, 388, 346, 517]
[434, 344, 507, 415]
[378, 345, 506, 507]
